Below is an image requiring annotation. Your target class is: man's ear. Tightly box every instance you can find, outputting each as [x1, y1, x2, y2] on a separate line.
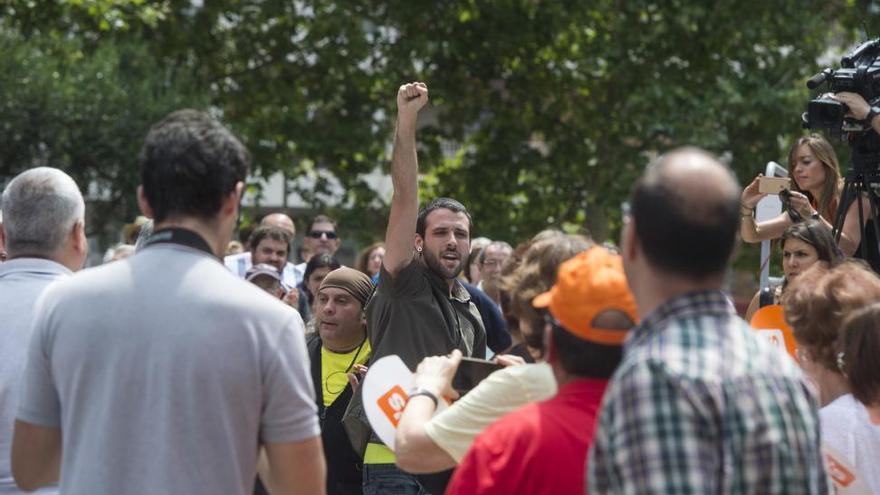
[221, 182, 245, 218]
[414, 234, 424, 253]
[137, 186, 154, 219]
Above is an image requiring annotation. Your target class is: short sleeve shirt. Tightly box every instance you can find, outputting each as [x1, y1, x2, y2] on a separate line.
[367, 260, 486, 370]
[424, 363, 556, 461]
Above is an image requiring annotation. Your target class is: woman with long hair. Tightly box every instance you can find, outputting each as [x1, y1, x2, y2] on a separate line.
[744, 220, 841, 321]
[740, 134, 870, 256]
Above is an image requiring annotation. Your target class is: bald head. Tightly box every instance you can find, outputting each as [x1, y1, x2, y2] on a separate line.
[260, 213, 295, 236]
[631, 147, 740, 278]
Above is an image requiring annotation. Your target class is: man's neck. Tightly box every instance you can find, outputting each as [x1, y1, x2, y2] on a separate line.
[323, 334, 367, 354]
[633, 271, 724, 318]
[153, 218, 227, 259]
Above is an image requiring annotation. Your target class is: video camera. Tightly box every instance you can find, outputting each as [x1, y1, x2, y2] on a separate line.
[803, 38, 880, 134]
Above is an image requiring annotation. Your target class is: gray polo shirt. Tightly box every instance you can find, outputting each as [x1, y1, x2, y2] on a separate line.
[17, 243, 319, 495]
[0, 258, 69, 495]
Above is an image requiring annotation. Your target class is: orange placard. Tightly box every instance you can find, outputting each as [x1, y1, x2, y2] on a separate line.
[376, 385, 409, 427]
[750, 304, 797, 359]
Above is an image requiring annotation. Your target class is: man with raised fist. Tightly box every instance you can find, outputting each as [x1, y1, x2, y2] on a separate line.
[345, 83, 486, 495]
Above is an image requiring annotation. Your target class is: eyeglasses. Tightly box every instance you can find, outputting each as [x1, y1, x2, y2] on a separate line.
[308, 230, 338, 240]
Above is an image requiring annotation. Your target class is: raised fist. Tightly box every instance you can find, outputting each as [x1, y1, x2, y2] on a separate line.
[397, 82, 429, 121]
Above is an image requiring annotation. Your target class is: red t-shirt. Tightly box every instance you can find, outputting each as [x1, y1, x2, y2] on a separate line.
[445, 378, 608, 495]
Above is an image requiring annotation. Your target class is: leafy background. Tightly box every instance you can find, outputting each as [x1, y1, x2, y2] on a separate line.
[1, 0, 876, 294]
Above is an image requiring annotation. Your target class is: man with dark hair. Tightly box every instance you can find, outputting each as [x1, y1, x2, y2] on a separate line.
[249, 226, 293, 275]
[0, 167, 87, 495]
[307, 267, 374, 495]
[345, 83, 486, 494]
[445, 247, 637, 495]
[588, 148, 827, 492]
[225, 212, 303, 286]
[12, 109, 325, 494]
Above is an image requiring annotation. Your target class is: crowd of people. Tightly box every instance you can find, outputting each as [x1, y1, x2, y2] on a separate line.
[1, 82, 879, 495]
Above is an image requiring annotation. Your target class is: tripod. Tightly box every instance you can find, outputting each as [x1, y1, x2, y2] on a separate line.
[832, 159, 880, 273]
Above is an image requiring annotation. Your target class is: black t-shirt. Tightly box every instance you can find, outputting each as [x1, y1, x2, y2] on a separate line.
[367, 260, 486, 370]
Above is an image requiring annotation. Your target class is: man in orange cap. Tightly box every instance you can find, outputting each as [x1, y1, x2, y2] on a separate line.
[444, 246, 638, 495]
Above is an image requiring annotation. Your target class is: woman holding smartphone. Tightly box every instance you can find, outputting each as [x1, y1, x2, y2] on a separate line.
[740, 134, 869, 256]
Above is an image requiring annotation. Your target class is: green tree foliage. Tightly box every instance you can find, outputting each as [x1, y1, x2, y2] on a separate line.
[1, 0, 866, 255]
[0, 26, 207, 243]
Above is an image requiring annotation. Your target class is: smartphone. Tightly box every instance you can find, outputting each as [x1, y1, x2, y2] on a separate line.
[758, 176, 791, 194]
[452, 357, 503, 393]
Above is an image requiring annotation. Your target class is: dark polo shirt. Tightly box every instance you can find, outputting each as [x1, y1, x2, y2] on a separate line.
[367, 260, 487, 370]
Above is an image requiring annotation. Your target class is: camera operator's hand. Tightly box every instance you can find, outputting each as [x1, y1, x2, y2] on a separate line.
[741, 175, 768, 209]
[831, 92, 870, 120]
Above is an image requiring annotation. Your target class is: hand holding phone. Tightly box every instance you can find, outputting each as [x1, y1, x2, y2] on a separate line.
[758, 176, 791, 194]
[451, 357, 503, 393]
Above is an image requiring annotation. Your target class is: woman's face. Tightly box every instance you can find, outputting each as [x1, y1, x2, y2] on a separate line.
[307, 267, 332, 296]
[783, 238, 820, 281]
[367, 247, 385, 276]
[792, 144, 827, 193]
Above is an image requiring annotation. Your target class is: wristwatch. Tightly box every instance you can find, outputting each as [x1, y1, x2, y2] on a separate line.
[866, 105, 880, 124]
[408, 389, 439, 408]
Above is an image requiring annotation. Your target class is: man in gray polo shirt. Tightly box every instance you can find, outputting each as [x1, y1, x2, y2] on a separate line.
[0, 167, 87, 495]
[12, 110, 325, 494]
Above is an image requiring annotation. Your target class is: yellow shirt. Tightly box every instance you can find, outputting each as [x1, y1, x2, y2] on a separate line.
[320, 339, 371, 407]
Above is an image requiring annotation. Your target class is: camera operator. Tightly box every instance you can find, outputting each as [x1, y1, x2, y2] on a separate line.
[829, 91, 880, 136]
[740, 134, 870, 256]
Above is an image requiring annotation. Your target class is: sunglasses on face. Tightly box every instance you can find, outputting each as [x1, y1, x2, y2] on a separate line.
[308, 230, 338, 240]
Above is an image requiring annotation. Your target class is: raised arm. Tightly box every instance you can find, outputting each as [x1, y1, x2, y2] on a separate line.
[383, 82, 429, 276]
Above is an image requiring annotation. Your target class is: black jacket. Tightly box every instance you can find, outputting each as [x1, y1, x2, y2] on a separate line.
[307, 334, 364, 495]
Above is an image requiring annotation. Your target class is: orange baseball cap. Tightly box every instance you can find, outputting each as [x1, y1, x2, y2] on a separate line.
[532, 246, 639, 345]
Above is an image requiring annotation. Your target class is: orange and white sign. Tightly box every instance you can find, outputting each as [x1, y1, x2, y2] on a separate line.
[750, 304, 798, 359]
[823, 443, 873, 494]
[362, 355, 447, 450]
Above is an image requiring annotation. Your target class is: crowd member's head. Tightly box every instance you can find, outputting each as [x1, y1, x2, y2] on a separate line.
[246, 263, 285, 299]
[303, 253, 342, 308]
[1, 167, 87, 271]
[622, 148, 739, 310]
[315, 267, 373, 352]
[226, 240, 244, 255]
[787, 134, 841, 220]
[534, 247, 638, 380]
[480, 241, 513, 287]
[465, 237, 491, 284]
[784, 261, 880, 406]
[355, 242, 385, 278]
[780, 219, 841, 286]
[249, 226, 292, 273]
[839, 303, 880, 424]
[503, 231, 592, 359]
[303, 214, 340, 259]
[261, 212, 296, 236]
[138, 109, 249, 256]
[415, 197, 473, 281]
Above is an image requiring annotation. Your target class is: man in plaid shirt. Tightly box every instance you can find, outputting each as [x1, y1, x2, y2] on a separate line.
[588, 148, 828, 493]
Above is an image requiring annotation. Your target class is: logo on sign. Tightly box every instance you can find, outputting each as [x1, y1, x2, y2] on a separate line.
[825, 452, 856, 487]
[377, 385, 408, 427]
[756, 328, 786, 352]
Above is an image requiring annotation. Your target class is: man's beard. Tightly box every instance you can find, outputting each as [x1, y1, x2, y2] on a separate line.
[422, 247, 463, 280]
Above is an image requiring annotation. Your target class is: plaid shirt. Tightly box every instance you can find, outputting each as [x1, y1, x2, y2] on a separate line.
[588, 290, 828, 494]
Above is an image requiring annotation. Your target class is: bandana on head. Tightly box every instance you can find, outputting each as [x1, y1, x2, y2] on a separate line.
[319, 266, 373, 306]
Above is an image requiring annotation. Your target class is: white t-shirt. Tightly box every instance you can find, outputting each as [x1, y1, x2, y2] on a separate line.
[820, 393, 880, 494]
[423, 362, 557, 462]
